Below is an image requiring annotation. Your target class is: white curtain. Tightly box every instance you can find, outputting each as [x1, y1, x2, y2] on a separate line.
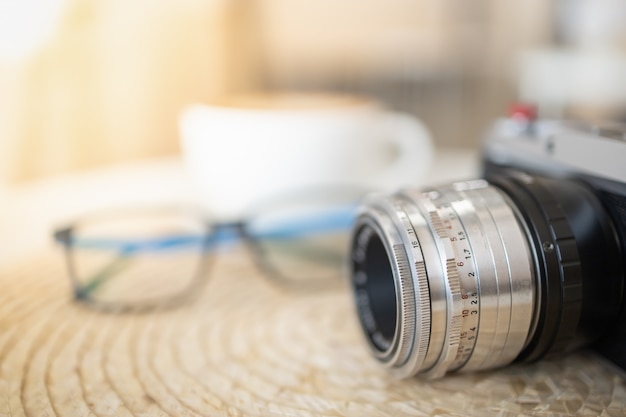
[0, 0, 257, 184]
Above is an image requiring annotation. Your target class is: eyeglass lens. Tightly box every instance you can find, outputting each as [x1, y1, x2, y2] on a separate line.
[61, 191, 361, 307]
[67, 212, 208, 306]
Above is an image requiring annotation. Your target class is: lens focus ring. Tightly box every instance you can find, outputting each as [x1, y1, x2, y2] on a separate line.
[351, 180, 536, 377]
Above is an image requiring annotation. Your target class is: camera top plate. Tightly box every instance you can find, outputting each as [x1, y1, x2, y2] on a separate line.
[484, 118, 626, 186]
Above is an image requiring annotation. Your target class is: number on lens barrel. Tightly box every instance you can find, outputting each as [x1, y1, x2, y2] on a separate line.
[350, 175, 623, 378]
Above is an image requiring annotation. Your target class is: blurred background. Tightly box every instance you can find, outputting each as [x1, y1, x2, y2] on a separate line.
[2, 0, 626, 185]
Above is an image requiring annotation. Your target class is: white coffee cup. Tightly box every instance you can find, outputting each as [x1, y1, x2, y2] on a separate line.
[179, 93, 433, 220]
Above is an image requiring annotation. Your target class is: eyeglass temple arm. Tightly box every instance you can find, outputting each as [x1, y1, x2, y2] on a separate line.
[52, 208, 356, 252]
[244, 207, 356, 239]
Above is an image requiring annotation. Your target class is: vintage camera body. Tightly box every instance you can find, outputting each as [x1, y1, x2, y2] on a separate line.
[482, 115, 626, 371]
[349, 110, 626, 378]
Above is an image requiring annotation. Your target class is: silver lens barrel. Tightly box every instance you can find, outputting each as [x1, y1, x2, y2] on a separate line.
[351, 180, 537, 378]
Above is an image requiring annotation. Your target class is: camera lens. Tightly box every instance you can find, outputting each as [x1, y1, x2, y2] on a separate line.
[351, 175, 623, 378]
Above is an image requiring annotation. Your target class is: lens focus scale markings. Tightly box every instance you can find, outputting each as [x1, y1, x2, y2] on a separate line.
[390, 242, 416, 367]
[404, 197, 449, 371]
[437, 202, 480, 371]
[459, 188, 514, 371]
[468, 187, 536, 369]
[417, 200, 463, 379]
[374, 198, 430, 373]
[390, 197, 433, 377]
[390, 205, 429, 372]
[352, 206, 418, 366]
[351, 180, 536, 378]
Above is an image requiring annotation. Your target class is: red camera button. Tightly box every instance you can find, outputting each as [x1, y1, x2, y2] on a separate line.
[509, 103, 537, 122]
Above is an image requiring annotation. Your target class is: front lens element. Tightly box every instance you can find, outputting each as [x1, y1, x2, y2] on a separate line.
[351, 180, 536, 378]
[360, 230, 397, 347]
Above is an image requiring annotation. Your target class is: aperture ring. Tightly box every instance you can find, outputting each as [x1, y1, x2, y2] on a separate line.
[399, 183, 535, 377]
[435, 181, 534, 372]
[435, 201, 480, 371]
[419, 200, 462, 379]
[352, 179, 538, 378]
[373, 198, 427, 370]
[352, 209, 410, 363]
[386, 197, 432, 377]
[467, 186, 535, 368]
[399, 191, 450, 372]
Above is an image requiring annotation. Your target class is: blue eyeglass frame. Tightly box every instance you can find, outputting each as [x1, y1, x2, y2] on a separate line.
[53, 201, 359, 311]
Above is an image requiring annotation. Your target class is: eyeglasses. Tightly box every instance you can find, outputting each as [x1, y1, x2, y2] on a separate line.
[54, 188, 363, 311]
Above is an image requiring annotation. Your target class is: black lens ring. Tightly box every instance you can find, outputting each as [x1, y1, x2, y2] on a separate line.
[491, 175, 584, 362]
[351, 221, 399, 354]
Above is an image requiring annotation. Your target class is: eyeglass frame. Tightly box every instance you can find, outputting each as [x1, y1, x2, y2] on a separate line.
[53, 189, 363, 311]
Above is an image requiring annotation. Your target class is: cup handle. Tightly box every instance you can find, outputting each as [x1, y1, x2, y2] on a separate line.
[374, 112, 434, 189]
